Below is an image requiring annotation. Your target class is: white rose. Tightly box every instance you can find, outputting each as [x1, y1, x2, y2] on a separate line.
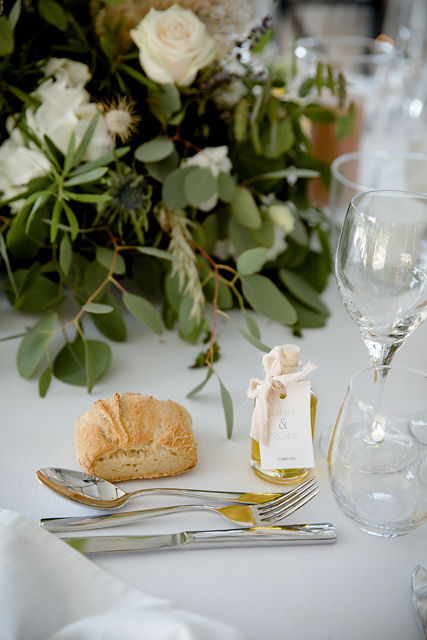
[181, 146, 232, 211]
[0, 58, 113, 207]
[130, 5, 217, 87]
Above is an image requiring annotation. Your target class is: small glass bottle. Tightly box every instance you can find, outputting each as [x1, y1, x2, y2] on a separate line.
[250, 344, 317, 484]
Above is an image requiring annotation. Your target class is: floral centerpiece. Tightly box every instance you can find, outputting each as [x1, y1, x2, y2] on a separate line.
[0, 0, 349, 435]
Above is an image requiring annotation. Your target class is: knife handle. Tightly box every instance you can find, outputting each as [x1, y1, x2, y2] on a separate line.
[190, 523, 336, 546]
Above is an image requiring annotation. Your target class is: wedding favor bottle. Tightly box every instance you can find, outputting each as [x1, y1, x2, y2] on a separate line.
[248, 344, 317, 484]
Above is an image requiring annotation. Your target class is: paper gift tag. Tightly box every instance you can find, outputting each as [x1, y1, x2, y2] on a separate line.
[259, 381, 315, 470]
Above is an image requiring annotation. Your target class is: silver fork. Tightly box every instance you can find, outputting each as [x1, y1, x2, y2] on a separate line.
[41, 477, 318, 532]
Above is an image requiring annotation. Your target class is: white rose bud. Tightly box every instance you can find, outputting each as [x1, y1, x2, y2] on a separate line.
[267, 203, 295, 234]
[130, 6, 217, 87]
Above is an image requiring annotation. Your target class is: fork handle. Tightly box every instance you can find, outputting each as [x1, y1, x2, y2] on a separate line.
[128, 488, 283, 504]
[41, 504, 213, 532]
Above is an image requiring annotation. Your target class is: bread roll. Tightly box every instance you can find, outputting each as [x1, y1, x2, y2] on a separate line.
[75, 392, 197, 481]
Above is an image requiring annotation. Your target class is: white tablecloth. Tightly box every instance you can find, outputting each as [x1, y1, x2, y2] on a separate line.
[1, 281, 426, 639]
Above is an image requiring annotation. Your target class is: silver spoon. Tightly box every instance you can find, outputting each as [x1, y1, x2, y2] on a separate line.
[36, 467, 287, 510]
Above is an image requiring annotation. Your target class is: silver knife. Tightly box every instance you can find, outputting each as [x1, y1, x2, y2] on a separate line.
[61, 523, 336, 554]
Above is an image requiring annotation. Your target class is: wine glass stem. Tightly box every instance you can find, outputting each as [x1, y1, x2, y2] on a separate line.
[365, 341, 402, 443]
[365, 339, 402, 370]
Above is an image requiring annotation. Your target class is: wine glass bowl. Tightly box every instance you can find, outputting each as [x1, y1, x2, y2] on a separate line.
[335, 190, 427, 368]
[328, 365, 427, 537]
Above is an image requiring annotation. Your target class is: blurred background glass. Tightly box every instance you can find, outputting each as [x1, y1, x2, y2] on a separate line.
[329, 149, 427, 225]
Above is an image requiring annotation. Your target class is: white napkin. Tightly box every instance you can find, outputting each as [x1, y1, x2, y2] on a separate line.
[0, 510, 246, 640]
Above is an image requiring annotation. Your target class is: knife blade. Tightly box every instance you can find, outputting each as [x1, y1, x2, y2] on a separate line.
[61, 522, 336, 554]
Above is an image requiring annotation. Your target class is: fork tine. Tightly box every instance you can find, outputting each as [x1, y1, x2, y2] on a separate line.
[261, 487, 319, 523]
[257, 476, 317, 513]
[261, 480, 318, 517]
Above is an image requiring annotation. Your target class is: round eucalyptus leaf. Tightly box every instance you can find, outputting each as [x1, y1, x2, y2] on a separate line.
[135, 137, 175, 163]
[230, 186, 262, 229]
[53, 337, 111, 386]
[184, 168, 217, 207]
[237, 247, 268, 276]
[162, 167, 194, 210]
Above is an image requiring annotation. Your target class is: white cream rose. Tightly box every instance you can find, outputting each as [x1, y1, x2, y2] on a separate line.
[130, 5, 217, 87]
[0, 58, 113, 207]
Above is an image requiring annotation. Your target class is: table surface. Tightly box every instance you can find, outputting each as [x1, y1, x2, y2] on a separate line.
[1, 280, 426, 640]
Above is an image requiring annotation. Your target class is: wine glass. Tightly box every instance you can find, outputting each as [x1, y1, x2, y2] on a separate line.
[336, 190, 427, 369]
[328, 365, 427, 537]
[320, 189, 427, 452]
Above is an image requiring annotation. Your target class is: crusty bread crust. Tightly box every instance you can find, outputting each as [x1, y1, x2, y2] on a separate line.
[75, 392, 198, 481]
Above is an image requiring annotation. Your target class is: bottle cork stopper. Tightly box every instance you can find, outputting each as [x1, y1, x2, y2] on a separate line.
[281, 344, 301, 367]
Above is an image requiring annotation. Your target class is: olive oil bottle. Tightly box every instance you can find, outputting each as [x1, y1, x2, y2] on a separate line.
[249, 344, 317, 484]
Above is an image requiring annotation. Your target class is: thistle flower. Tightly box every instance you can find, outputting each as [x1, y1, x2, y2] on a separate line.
[103, 98, 139, 143]
[103, 168, 152, 243]
[156, 206, 205, 322]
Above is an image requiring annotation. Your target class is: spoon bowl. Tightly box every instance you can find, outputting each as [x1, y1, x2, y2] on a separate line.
[36, 467, 287, 509]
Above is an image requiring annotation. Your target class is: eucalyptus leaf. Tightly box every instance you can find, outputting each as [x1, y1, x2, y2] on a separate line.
[241, 308, 261, 339]
[217, 172, 235, 203]
[91, 291, 127, 342]
[228, 218, 257, 255]
[53, 336, 111, 387]
[145, 150, 179, 182]
[135, 137, 175, 163]
[184, 168, 217, 207]
[17, 313, 58, 378]
[123, 291, 163, 335]
[292, 300, 328, 328]
[230, 186, 262, 230]
[279, 268, 330, 315]
[237, 247, 268, 276]
[219, 377, 234, 439]
[242, 274, 297, 325]
[148, 83, 181, 120]
[38, 366, 52, 397]
[96, 246, 126, 275]
[83, 302, 114, 314]
[14, 274, 62, 312]
[186, 367, 214, 398]
[162, 167, 194, 210]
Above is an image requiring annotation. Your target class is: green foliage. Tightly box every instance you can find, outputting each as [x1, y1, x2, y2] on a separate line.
[0, 4, 346, 435]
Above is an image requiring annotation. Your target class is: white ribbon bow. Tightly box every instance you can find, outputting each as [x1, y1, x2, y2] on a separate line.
[247, 348, 316, 445]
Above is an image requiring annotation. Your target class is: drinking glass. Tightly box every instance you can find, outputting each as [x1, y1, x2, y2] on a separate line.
[336, 190, 427, 370]
[329, 150, 427, 227]
[293, 35, 395, 205]
[320, 189, 427, 455]
[328, 365, 427, 537]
